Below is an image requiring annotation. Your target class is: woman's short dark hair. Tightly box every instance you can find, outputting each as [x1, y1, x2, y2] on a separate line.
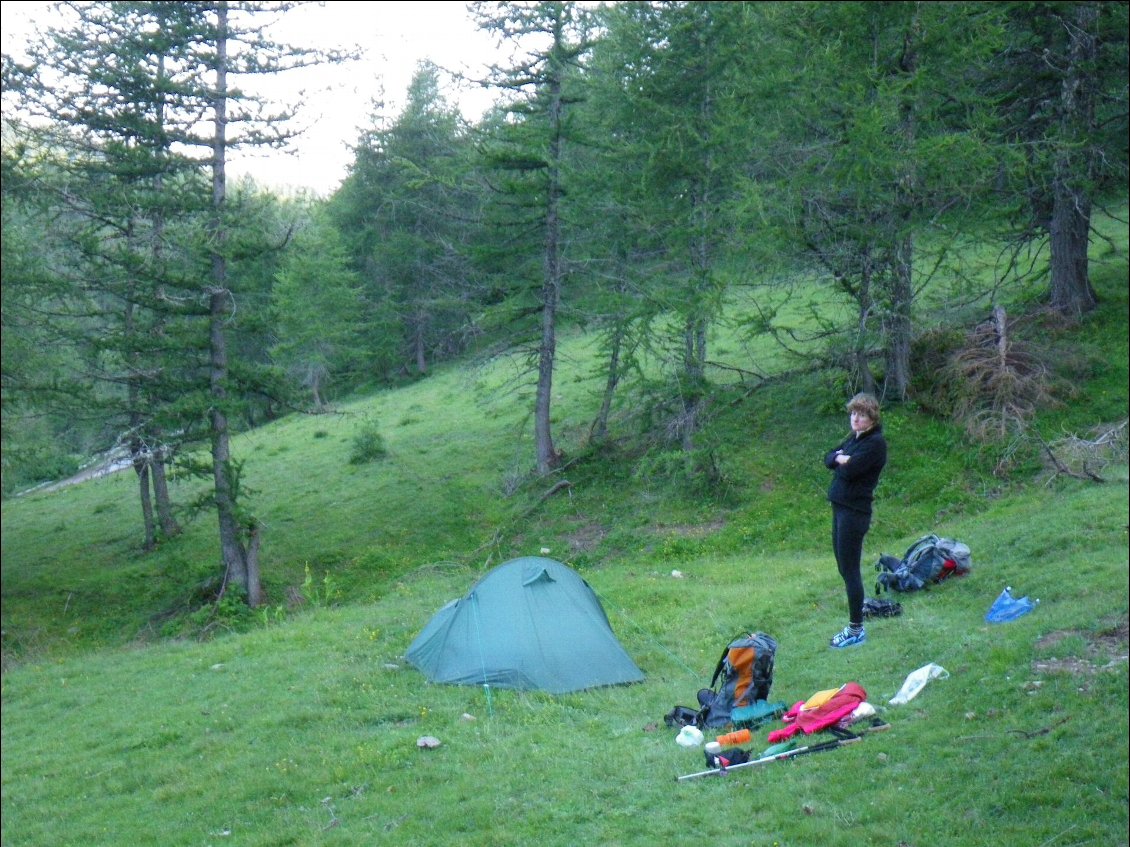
[846, 392, 881, 425]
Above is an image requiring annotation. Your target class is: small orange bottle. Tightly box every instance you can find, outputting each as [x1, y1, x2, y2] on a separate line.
[716, 728, 752, 746]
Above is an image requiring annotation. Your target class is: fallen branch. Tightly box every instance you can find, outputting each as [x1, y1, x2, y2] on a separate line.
[1007, 716, 1071, 739]
[537, 479, 573, 504]
[1037, 433, 1106, 482]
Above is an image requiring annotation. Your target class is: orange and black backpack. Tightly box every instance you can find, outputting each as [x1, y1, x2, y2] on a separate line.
[696, 632, 777, 728]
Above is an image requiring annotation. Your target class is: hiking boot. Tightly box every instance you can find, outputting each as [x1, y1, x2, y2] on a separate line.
[830, 626, 866, 649]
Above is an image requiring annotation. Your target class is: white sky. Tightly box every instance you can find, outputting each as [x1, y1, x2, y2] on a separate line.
[1, 1, 506, 196]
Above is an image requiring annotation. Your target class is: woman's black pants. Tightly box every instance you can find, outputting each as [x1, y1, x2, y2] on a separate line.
[831, 505, 871, 626]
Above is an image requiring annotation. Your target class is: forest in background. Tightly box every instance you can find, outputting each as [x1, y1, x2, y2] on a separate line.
[3, 1, 1127, 608]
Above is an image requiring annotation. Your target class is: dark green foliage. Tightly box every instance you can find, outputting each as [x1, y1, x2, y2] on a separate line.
[2, 2, 1126, 622]
[907, 326, 969, 417]
[328, 62, 482, 382]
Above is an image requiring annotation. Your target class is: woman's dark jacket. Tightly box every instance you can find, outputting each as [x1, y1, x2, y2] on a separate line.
[825, 425, 887, 515]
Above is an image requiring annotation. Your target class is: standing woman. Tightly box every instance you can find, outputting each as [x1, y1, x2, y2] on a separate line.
[825, 393, 887, 648]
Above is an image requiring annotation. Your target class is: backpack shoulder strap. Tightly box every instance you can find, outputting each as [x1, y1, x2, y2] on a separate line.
[709, 647, 728, 688]
[709, 632, 749, 688]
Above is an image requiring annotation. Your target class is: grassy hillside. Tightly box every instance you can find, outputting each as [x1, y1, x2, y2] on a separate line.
[2, 470, 1126, 846]
[2, 209, 1127, 846]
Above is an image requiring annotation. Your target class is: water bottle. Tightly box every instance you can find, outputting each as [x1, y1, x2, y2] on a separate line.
[716, 728, 752, 746]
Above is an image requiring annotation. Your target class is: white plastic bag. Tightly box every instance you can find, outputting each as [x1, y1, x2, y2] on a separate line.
[675, 725, 704, 748]
[889, 663, 949, 705]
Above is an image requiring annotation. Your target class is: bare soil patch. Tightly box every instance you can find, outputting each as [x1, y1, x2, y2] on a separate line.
[565, 522, 608, 553]
[1032, 617, 1129, 675]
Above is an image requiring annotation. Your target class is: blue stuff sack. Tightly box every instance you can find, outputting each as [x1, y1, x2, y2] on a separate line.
[985, 587, 1038, 623]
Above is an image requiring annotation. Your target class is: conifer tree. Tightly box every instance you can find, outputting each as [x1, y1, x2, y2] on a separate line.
[472, 1, 594, 475]
[11, 0, 213, 546]
[271, 209, 364, 408]
[10, 0, 342, 603]
[989, 1, 1129, 319]
[763, 2, 1003, 400]
[581, 1, 763, 449]
[331, 62, 479, 380]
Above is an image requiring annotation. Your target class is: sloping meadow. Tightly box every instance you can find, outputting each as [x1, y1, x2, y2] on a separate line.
[2, 473, 1126, 846]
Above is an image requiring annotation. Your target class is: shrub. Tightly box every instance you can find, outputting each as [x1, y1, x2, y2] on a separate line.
[348, 419, 387, 464]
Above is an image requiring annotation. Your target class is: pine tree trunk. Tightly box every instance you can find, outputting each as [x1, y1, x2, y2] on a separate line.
[210, 290, 250, 601]
[311, 369, 324, 410]
[208, 2, 260, 607]
[134, 456, 156, 551]
[414, 310, 428, 374]
[884, 236, 914, 402]
[535, 65, 564, 476]
[246, 520, 263, 608]
[882, 11, 919, 403]
[151, 450, 180, 538]
[1049, 2, 1099, 318]
[854, 250, 877, 396]
[535, 270, 560, 474]
[681, 314, 707, 453]
[1049, 180, 1096, 317]
[591, 325, 624, 443]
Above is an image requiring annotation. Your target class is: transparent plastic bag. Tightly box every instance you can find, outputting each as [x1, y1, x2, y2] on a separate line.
[889, 663, 949, 705]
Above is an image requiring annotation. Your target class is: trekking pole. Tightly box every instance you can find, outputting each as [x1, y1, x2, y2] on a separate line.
[677, 735, 859, 781]
[676, 720, 889, 782]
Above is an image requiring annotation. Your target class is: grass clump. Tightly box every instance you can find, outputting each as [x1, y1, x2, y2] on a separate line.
[348, 418, 388, 465]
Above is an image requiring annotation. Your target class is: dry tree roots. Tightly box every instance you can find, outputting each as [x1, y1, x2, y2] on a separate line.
[947, 305, 1051, 442]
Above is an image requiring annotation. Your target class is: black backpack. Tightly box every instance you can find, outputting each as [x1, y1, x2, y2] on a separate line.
[875, 534, 972, 593]
[696, 632, 777, 728]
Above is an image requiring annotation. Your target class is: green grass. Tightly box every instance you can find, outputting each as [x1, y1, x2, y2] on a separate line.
[2, 206, 1128, 845]
[2, 477, 1126, 846]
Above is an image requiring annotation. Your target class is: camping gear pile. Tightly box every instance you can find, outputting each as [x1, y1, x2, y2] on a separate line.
[668, 533, 984, 780]
[676, 679, 892, 781]
[665, 630, 896, 781]
[874, 534, 972, 593]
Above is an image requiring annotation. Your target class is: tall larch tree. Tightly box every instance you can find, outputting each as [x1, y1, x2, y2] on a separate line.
[765, 2, 1003, 401]
[10, 0, 344, 603]
[194, 0, 343, 606]
[10, 0, 219, 547]
[473, 1, 594, 476]
[271, 207, 364, 408]
[991, 1, 1129, 319]
[583, 1, 764, 451]
[331, 62, 480, 380]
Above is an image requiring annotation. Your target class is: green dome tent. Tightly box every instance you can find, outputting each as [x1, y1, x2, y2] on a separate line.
[405, 556, 644, 694]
